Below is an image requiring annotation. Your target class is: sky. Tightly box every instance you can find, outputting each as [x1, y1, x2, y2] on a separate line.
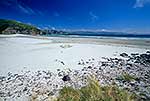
[0, 0, 150, 33]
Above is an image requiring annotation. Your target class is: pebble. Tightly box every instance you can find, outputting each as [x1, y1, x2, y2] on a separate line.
[62, 75, 71, 81]
[0, 52, 150, 100]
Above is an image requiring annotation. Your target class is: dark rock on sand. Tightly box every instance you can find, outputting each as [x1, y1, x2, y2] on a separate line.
[57, 69, 60, 71]
[60, 61, 65, 65]
[131, 53, 139, 56]
[146, 51, 150, 54]
[62, 75, 71, 81]
[58, 72, 63, 77]
[23, 87, 28, 92]
[87, 66, 92, 69]
[78, 62, 81, 65]
[120, 53, 128, 57]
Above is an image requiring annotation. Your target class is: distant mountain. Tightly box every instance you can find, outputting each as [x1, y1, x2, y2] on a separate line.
[1, 19, 149, 38]
[0, 19, 42, 35]
[43, 29, 150, 38]
[65, 30, 150, 38]
[42, 29, 70, 36]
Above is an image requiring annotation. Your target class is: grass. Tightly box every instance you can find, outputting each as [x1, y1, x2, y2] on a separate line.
[116, 73, 137, 82]
[56, 78, 138, 101]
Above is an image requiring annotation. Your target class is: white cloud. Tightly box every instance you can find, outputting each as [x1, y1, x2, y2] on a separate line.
[134, 0, 150, 8]
[18, 4, 35, 15]
[89, 11, 99, 22]
[1, 0, 39, 15]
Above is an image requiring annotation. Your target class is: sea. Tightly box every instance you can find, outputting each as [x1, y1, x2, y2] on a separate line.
[44, 32, 150, 40]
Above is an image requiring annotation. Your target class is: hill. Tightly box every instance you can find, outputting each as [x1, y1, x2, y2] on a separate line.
[0, 19, 42, 35]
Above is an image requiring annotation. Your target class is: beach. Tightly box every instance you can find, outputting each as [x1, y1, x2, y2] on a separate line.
[0, 34, 149, 75]
[0, 34, 150, 101]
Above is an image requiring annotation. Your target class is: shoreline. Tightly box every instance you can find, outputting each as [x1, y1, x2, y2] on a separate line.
[0, 34, 148, 76]
[0, 34, 150, 49]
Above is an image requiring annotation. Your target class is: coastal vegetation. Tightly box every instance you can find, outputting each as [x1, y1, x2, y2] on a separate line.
[0, 19, 41, 35]
[29, 78, 137, 101]
[116, 73, 137, 82]
[56, 78, 137, 101]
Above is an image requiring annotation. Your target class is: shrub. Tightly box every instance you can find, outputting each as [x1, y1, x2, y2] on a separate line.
[117, 73, 137, 82]
[56, 78, 137, 101]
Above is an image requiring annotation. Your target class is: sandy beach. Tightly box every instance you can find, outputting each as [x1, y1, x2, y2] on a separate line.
[0, 34, 149, 75]
[0, 34, 150, 101]
[1, 0, 150, 100]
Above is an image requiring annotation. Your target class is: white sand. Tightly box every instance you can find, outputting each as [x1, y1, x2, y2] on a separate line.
[0, 35, 148, 75]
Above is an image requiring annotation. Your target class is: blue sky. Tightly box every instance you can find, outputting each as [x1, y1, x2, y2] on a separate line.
[0, 0, 150, 33]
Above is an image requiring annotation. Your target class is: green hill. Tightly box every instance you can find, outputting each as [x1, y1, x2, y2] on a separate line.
[0, 19, 42, 35]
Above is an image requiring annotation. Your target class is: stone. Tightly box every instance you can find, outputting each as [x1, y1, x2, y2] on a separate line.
[62, 75, 71, 81]
[131, 53, 139, 56]
[86, 61, 89, 64]
[57, 69, 60, 71]
[60, 61, 65, 65]
[23, 87, 28, 92]
[78, 62, 81, 65]
[146, 51, 150, 54]
[120, 53, 128, 57]
[87, 66, 92, 69]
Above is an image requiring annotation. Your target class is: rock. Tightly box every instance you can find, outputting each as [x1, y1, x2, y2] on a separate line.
[140, 54, 148, 58]
[7, 72, 12, 76]
[131, 53, 139, 56]
[58, 72, 63, 77]
[57, 69, 60, 71]
[60, 61, 65, 65]
[78, 62, 81, 65]
[86, 61, 89, 64]
[87, 66, 92, 69]
[120, 53, 128, 57]
[7, 77, 11, 80]
[94, 67, 97, 69]
[101, 62, 107, 66]
[126, 63, 133, 67]
[23, 87, 28, 92]
[146, 51, 150, 54]
[48, 92, 55, 96]
[62, 75, 71, 81]
[0, 76, 5, 81]
[18, 83, 23, 86]
[44, 76, 51, 79]
[84, 72, 86, 75]
[126, 66, 131, 70]
[130, 81, 136, 86]
[74, 70, 79, 76]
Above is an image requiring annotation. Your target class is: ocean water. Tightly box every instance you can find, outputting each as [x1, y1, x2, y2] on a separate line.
[44, 33, 150, 40]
